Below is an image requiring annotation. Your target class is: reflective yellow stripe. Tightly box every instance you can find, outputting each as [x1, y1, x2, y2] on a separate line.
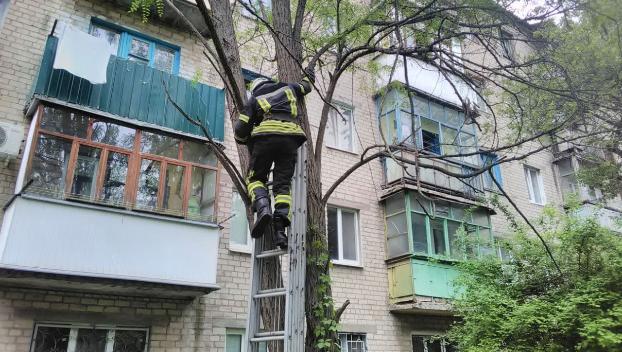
[285, 88, 297, 117]
[298, 83, 306, 94]
[257, 98, 271, 112]
[239, 114, 250, 123]
[234, 135, 248, 143]
[246, 180, 266, 202]
[251, 120, 305, 136]
[275, 194, 292, 205]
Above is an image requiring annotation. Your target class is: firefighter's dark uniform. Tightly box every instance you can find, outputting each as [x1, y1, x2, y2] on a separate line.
[234, 76, 313, 247]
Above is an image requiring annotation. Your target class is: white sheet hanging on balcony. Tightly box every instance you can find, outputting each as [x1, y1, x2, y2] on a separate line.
[53, 24, 112, 84]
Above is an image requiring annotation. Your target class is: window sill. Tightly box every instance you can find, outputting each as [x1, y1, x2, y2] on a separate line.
[529, 200, 546, 206]
[326, 145, 358, 156]
[331, 260, 363, 268]
[229, 244, 253, 255]
[21, 194, 220, 229]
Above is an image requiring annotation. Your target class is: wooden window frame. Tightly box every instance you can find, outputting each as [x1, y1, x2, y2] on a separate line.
[26, 104, 220, 222]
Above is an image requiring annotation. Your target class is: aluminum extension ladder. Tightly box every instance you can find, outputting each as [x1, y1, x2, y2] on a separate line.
[246, 147, 307, 352]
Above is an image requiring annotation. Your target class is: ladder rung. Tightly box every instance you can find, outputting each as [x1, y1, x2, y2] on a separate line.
[256, 248, 287, 259]
[254, 288, 287, 299]
[251, 331, 285, 342]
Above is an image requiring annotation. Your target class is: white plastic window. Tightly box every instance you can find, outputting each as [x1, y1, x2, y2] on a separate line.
[339, 333, 367, 352]
[524, 166, 546, 205]
[326, 104, 355, 152]
[327, 206, 361, 266]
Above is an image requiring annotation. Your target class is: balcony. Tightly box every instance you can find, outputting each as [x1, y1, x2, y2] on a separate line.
[29, 35, 225, 140]
[0, 196, 219, 298]
[384, 151, 485, 199]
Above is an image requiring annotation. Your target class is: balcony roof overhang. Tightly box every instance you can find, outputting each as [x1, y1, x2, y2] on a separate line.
[109, 0, 212, 37]
[389, 298, 455, 316]
[0, 267, 218, 299]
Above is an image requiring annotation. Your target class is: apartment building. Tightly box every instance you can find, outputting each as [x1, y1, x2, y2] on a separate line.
[0, 1, 618, 352]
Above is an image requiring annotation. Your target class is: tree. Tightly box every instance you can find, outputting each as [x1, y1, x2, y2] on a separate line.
[128, 0, 622, 350]
[448, 206, 622, 352]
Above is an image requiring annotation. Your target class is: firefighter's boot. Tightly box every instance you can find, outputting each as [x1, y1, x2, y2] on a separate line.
[251, 191, 272, 239]
[273, 218, 288, 250]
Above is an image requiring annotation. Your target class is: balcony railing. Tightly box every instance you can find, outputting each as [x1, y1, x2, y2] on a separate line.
[388, 258, 459, 303]
[31, 35, 225, 140]
[384, 150, 485, 199]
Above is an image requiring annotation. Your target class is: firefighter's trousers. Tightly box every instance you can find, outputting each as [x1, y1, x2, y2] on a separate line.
[246, 135, 299, 226]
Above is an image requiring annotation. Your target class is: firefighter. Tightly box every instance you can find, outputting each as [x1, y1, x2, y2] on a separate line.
[234, 70, 314, 249]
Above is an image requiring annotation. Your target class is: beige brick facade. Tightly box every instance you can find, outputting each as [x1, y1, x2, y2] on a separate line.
[0, 1, 574, 351]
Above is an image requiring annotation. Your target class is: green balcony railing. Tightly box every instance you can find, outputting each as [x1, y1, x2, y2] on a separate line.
[32, 35, 225, 140]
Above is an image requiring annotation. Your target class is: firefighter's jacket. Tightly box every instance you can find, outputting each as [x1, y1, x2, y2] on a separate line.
[234, 77, 313, 146]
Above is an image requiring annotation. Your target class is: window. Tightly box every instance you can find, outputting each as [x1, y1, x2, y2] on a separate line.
[326, 104, 355, 152]
[412, 335, 456, 352]
[384, 191, 494, 260]
[225, 328, 267, 352]
[481, 152, 503, 190]
[339, 333, 367, 352]
[26, 105, 218, 222]
[500, 29, 515, 60]
[32, 324, 148, 352]
[230, 190, 252, 252]
[327, 206, 361, 265]
[240, 0, 272, 17]
[89, 20, 180, 74]
[556, 157, 578, 199]
[378, 90, 479, 166]
[0, 0, 10, 31]
[524, 166, 545, 205]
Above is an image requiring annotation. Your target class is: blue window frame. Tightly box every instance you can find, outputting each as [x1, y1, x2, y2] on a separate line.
[377, 89, 479, 166]
[481, 152, 503, 190]
[89, 18, 181, 75]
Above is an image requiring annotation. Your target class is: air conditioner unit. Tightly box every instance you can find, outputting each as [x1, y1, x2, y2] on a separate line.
[0, 121, 24, 158]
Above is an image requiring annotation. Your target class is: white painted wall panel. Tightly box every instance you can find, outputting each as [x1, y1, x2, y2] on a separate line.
[0, 197, 219, 287]
[377, 55, 479, 107]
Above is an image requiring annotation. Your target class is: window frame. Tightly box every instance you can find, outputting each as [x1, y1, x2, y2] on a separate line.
[412, 334, 456, 352]
[229, 189, 253, 253]
[25, 104, 220, 223]
[499, 29, 516, 61]
[327, 206, 362, 267]
[481, 151, 503, 191]
[326, 102, 356, 153]
[384, 191, 495, 261]
[31, 323, 149, 352]
[338, 332, 368, 352]
[524, 165, 546, 205]
[89, 18, 181, 75]
[240, 0, 272, 18]
[225, 328, 267, 352]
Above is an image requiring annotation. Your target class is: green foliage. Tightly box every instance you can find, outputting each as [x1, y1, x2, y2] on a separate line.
[129, 0, 164, 23]
[449, 211, 622, 352]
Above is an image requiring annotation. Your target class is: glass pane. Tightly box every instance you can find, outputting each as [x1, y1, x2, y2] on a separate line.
[399, 110, 413, 145]
[29, 134, 73, 196]
[226, 333, 242, 352]
[472, 209, 490, 226]
[91, 121, 135, 149]
[427, 338, 443, 352]
[421, 117, 440, 154]
[441, 126, 459, 156]
[410, 193, 431, 214]
[163, 164, 185, 214]
[479, 227, 495, 257]
[447, 220, 463, 259]
[341, 210, 357, 261]
[113, 330, 148, 352]
[386, 213, 407, 237]
[40, 106, 89, 138]
[460, 132, 478, 165]
[431, 218, 447, 256]
[182, 141, 218, 166]
[435, 201, 450, 218]
[411, 212, 428, 254]
[384, 193, 405, 215]
[529, 169, 543, 203]
[154, 45, 175, 72]
[380, 111, 397, 144]
[136, 159, 161, 210]
[75, 329, 107, 352]
[188, 167, 216, 221]
[327, 207, 339, 260]
[326, 109, 338, 147]
[33, 326, 70, 352]
[90, 25, 120, 56]
[338, 108, 353, 151]
[445, 108, 462, 126]
[231, 191, 249, 246]
[70, 145, 101, 199]
[412, 336, 426, 352]
[430, 102, 444, 121]
[451, 204, 466, 221]
[387, 234, 409, 258]
[130, 38, 150, 59]
[100, 152, 129, 206]
[557, 158, 574, 176]
[141, 131, 180, 158]
[413, 96, 428, 117]
[465, 224, 478, 258]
